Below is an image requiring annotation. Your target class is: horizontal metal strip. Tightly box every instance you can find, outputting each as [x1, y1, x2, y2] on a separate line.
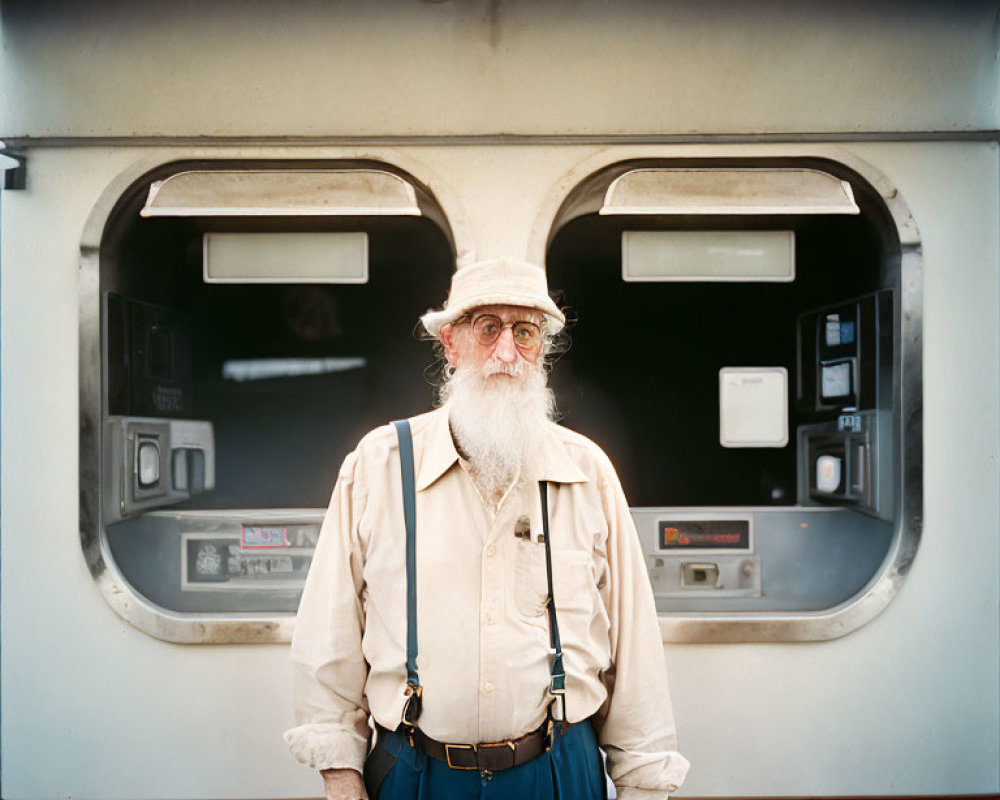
[3, 130, 999, 148]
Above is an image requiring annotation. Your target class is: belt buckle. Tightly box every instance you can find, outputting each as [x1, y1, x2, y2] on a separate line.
[444, 742, 478, 770]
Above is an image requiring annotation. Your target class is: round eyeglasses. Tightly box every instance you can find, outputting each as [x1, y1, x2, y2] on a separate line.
[466, 314, 542, 355]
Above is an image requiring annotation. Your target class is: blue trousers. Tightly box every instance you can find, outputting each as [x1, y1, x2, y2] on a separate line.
[367, 721, 607, 800]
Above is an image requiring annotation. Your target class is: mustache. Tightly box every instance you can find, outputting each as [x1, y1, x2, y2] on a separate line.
[481, 358, 527, 377]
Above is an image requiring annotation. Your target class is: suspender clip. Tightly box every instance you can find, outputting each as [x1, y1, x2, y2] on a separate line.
[547, 686, 567, 736]
[401, 681, 423, 743]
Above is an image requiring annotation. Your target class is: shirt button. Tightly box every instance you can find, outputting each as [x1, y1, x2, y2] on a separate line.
[483, 682, 495, 693]
[486, 545, 496, 557]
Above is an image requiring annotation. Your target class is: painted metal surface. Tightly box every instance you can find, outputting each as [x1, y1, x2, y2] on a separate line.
[2, 141, 997, 799]
[1, 1, 998, 140]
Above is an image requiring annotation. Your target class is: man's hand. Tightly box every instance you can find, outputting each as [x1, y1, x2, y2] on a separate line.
[320, 767, 367, 800]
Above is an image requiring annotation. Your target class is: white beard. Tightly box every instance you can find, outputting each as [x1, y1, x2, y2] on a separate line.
[441, 358, 555, 503]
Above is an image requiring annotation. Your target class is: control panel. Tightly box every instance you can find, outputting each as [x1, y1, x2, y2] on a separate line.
[182, 524, 317, 591]
[646, 513, 761, 599]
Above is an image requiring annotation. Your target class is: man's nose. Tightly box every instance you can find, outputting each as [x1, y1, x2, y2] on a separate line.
[492, 326, 518, 362]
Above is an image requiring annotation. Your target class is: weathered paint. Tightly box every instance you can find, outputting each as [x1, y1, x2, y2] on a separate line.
[1, 0, 998, 140]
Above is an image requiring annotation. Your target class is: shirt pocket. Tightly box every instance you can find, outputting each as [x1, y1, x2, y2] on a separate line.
[513, 538, 596, 621]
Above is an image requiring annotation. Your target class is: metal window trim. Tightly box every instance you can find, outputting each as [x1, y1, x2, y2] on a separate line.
[78, 149, 922, 645]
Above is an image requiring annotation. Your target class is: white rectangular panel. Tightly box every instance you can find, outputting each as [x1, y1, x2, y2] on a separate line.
[821, 360, 853, 399]
[719, 367, 789, 448]
[622, 230, 795, 282]
[203, 232, 368, 283]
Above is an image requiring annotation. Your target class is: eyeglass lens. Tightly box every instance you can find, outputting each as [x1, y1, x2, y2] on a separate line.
[471, 315, 541, 351]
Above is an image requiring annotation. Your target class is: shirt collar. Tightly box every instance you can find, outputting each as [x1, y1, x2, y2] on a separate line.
[415, 407, 462, 491]
[415, 406, 589, 491]
[531, 424, 590, 485]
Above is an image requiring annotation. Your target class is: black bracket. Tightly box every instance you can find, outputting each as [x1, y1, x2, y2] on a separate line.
[3, 152, 26, 190]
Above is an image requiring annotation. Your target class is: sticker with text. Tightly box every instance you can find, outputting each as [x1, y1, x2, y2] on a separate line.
[241, 526, 289, 549]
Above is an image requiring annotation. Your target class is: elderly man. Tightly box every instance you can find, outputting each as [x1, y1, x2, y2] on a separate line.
[285, 258, 689, 800]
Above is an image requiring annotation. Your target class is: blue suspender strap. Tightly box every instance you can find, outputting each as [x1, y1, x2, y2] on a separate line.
[539, 481, 567, 729]
[392, 420, 422, 733]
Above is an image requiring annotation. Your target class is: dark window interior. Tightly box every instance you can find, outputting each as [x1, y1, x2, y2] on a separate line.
[547, 212, 887, 507]
[103, 199, 452, 509]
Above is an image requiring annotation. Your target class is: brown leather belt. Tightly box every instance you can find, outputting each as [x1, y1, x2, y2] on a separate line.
[377, 720, 556, 772]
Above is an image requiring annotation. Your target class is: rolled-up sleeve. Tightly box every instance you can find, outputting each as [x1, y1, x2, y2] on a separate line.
[593, 462, 691, 799]
[283, 451, 371, 772]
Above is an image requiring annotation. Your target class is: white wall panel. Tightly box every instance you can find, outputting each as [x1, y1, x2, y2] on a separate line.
[1, 1, 997, 139]
[2, 141, 998, 798]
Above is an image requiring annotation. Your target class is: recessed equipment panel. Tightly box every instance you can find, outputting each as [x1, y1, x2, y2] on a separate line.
[798, 291, 892, 415]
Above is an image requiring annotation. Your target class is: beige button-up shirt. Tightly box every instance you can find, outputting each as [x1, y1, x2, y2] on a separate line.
[284, 406, 690, 799]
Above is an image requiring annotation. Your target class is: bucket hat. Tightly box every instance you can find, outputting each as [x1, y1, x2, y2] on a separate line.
[421, 257, 565, 337]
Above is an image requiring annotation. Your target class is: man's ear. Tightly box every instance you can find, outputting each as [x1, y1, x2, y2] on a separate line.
[439, 324, 459, 366]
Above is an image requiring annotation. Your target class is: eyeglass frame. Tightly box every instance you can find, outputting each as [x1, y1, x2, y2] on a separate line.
[451, 310, 546, 358]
